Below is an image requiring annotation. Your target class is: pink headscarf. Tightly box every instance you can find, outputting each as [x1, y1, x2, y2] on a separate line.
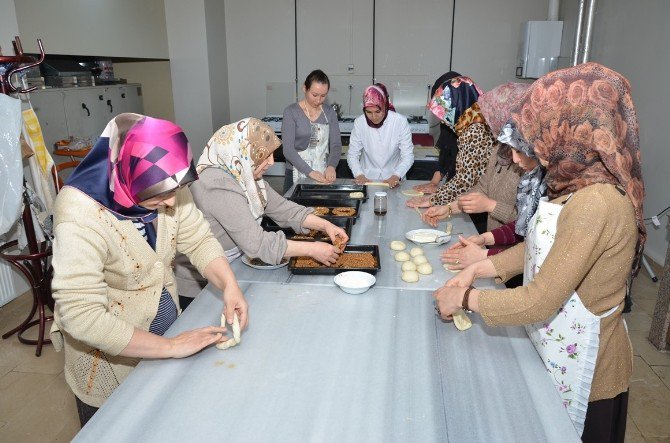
[363, 83, 395, 128]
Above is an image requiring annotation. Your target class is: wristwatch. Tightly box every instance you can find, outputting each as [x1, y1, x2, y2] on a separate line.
[462, 286, 475, 313]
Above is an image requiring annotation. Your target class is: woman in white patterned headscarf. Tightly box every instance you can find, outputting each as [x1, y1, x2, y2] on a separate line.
[174, 118, 349, 309]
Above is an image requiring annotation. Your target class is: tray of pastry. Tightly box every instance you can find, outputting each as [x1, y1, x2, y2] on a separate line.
[289, 198, 361, 221]
[261, 217, 353, 242]
[289, 184, 368, 201]
[288, 244, 380, 275]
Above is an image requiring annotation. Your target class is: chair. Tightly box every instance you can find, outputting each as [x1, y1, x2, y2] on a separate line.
[51, 160, 80, 193]
[412, 133, 434, 147]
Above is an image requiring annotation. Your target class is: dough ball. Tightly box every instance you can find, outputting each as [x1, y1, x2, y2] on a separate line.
[401, 261, 417, 272]
[413, 255, 428, 265]
[349, 192, 365, 198]
[401, 270, 419, 283]
[390, 240, 406, 251]
[409, 247, 424, 257]
[395, 251, 411, 262]
[453, 310, 473, 331]
[417, 263, 433, 275]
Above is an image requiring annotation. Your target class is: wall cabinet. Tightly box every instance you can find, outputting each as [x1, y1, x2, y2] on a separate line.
[29, 84, 144, 152]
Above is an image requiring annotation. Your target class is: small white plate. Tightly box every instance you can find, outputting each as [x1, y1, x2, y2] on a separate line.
[334, 271, 376, 294]
[405, 229, 451, 245]
[241, 255, 289, 270]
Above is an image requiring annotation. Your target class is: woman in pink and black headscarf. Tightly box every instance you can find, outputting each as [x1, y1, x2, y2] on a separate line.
[50, 113, 248, 426]
[347, 83, 414, 188]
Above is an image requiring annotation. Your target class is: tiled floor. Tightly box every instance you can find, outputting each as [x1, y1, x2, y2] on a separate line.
[0, 267, 668, 442]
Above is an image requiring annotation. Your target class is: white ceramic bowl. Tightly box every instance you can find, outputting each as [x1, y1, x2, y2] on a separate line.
[334, 271, 376, 294]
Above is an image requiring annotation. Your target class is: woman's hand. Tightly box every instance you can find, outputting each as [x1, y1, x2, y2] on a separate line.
[167, 326, 228, 358]
[323, 223, 349, 247]
[413, 182, 438, 193]
[422, 205, 451, 227]
[354, 174, 369, 185]
[223, 285, 249, 330]
[309, 170, 329, 183]
[308, 241, 341, 265]
[383, 175, 401, 188]
[445, 264, 478, 288]
[445, 234, 486, 252]
[324, 166, 336, 183]
[406, 196, 432, 208]
[457, 192, 496, 214]
[433, 285, 467, 320]
[441, 235, 488, 270]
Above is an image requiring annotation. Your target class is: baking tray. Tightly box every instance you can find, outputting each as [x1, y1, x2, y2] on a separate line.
[289, 184, 368, 201]
[261, 217, 353, 242]
[288, 244, 381, 275]
[288, 198, 362, 221]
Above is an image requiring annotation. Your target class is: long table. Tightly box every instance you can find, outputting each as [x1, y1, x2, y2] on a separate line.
[74, 180, 579, 442]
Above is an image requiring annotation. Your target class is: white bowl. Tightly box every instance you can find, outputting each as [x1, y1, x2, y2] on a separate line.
[405, 229, 451, 246]
[334, 271, 376, 294]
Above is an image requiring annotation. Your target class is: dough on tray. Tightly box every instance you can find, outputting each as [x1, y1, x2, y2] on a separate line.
[394, 251, 411, 262]
[390, 240, 406, 251]
[412, 255, 428, 265]
[401, 270, 419, 283]
[417, 263, 433, 275]
[401, 261, 417, 272]
[409, 247, 424, 257]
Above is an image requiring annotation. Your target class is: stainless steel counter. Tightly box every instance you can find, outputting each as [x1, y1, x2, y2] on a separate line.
[74, 180, 579, 442]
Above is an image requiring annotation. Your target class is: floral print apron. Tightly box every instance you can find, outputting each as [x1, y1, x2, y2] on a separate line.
[523, 197, 618, 436]
[293, 110, 330, 183]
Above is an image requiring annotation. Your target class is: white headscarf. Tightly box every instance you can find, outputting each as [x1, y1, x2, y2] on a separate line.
[197, 118, 280, 219]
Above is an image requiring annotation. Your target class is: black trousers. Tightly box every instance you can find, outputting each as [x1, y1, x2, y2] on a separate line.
[75, 396, 99, 428]
[582, 390, 629, 443]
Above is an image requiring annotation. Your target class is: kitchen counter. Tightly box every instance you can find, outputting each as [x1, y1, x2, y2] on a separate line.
[74, 180, 579, 443]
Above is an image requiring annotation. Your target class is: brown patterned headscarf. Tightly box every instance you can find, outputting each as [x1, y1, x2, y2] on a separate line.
[509, 62, 646, 273]
[478, 82, 532, 165]
[198, 118, 281, 219]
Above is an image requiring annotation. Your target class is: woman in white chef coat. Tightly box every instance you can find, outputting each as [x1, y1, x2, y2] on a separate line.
[347, 83, 414, 188]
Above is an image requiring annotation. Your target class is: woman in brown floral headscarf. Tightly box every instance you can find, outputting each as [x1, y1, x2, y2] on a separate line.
[434, 63, 645, 442]
[505, 62, 646, 274]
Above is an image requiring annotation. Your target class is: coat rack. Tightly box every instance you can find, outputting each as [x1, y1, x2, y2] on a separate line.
[0, 36, 53, 356]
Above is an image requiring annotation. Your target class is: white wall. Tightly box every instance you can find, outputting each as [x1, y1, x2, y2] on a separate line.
[0, 0, 19, 52]
[224, 0, 296, 122]
[586, 0, 670, 266]
[14, 0, 168, 58]
[451, 0, 549, 91]
[114, 61, 175, 122]
[204, 0, 231, 131]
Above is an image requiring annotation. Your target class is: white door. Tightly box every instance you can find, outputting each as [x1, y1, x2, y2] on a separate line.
[62, 88, 107, 141]
[118, 85, 144, 115]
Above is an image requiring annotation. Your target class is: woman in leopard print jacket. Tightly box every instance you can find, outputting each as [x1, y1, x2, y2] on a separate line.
[407, 76, 495, 208]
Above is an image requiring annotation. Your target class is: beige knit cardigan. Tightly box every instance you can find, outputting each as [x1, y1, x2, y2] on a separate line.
[50, 186, 225, 407]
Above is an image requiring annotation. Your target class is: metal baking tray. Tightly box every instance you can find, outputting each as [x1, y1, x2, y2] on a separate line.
[289, 184, 368, 201]
[288, 198, 362, 221]
[288, 244, 381, 275]
[261, 217, 353, 242]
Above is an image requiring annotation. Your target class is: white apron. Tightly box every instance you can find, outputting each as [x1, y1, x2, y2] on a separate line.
[293, 110, 330, 183]
[523, 197, 618, 436]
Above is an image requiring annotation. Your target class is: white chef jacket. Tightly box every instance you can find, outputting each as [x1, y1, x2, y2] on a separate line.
[347, 111, 414, 180]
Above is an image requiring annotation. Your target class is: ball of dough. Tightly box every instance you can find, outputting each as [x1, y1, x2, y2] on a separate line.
[390, 240, 406, 251]
[453, 310, 473, 331]
[401, 261, 417, 272]
[417, 263, 433, 275]
[409, 247, 424, 257]
[401, 270, 419, 282]
[395, 251, 410, 262]
[413, 255, 428, 265]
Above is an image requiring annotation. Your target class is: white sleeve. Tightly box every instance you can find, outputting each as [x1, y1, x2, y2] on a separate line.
[347, 118, 366, 177]
[394, 117, 414, 178]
